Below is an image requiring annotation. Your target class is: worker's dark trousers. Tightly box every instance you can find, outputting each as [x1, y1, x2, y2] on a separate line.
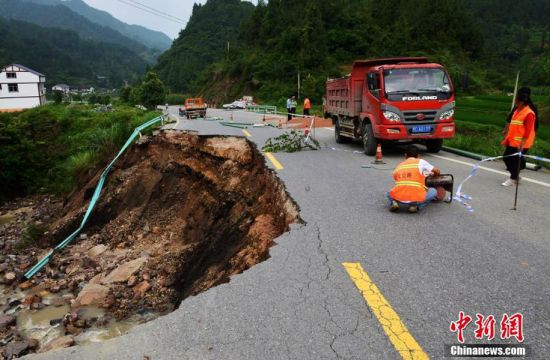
[287, 108, 292, 121]
[503, 146, 528, 180]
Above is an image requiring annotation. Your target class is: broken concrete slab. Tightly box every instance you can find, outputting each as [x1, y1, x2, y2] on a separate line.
[74, 283, 109, 307]
[101, 258, 147, 285]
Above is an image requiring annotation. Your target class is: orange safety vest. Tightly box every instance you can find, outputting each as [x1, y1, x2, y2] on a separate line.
[390, 158, 427, 203]
[502, 106, 535, 148]
[304, 98, 311, 109]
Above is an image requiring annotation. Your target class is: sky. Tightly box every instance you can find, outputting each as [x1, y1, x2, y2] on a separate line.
[82, 0, 256, 39]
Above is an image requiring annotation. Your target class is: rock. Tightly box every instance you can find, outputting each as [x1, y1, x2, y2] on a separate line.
[38, 335, 74, 353]
[47, 296, 67, 307]
[4, 272, 16, 283]
[79, 233, 88, 240]
[31, 302, 45, 310]
[0, 263, 8, 272]
[22, 294, 42, 305]
[152, 226, 160, 234]
[39, 290, 50, 298]
[142, 273, 150, 281]
[132, 281, 151, 299]
[19, 280, 33, 290]
[87, 244, 108, 258]
[0, 315, 16, 330]
[49, 318, 63, 326]
[65, 324, 82, 336]
[5, 340, 32, 358]
[127, 275, 138, 287]
[74, 283, 109, 307]
[50, 284, 61, 293]
[101, 258, 147, 284]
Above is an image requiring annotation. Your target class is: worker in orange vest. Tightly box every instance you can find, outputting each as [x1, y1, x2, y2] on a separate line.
[303, 97, 311, 116]
[501, 88, 537, 186]
[387, 145, 441, 213]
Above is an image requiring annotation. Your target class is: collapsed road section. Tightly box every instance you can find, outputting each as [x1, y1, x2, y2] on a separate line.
[0, 131, 300, 356]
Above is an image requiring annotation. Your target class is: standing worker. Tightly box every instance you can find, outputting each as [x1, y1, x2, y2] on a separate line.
[387, 145, 441, 213]
[303, 97, 311, 116]
[290, 96, 297, 119]
[501, 88, 537, 186]
[286, 96, 292, 121]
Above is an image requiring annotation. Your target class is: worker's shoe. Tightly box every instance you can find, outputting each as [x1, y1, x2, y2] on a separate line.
[501, 178, 517, 187]
[407, 205, 419, 213]
[389, 200, 399, 212]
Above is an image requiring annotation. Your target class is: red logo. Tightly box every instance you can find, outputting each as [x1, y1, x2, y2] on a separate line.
[450, 312, 524, 343]
[416, 113, 426, 120]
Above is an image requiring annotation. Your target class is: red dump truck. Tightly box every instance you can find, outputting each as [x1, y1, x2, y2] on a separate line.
[324, 57, 455, 155]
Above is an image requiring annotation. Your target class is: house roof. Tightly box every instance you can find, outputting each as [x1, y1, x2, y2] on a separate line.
[1, 63, 45, 77]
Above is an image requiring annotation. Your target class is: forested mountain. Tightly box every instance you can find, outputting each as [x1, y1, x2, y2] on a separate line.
[23, 0, 172, 51]
[155, 0, 255, 92]
[161, 0, 549, 103]
[0, 0, 160, 63]
[0, 17, 147, 87]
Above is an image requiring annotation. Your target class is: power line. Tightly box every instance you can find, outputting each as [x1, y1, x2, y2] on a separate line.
[125, 0, 187, 24]
[116, 0, 186, 25]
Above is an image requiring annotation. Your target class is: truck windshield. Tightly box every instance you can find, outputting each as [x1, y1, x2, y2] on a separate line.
[383, 68, 452, 100]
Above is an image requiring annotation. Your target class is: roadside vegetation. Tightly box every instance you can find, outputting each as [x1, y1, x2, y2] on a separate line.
[0, 103, 160, 202]
[450, 94, 550, 162]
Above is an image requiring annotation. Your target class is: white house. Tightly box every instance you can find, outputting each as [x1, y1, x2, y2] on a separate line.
[52, 84, 70, 94]
[0, 64, 46, 112]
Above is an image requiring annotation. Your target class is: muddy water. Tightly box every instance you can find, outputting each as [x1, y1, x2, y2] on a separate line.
[0, 213, 16, 227]
[1, 285, 162, 347]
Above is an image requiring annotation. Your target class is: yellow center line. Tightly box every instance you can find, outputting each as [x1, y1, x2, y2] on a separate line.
[264, 152, 284, 170]
[343, 262, 429, 360]
[242, 129, 252, 137]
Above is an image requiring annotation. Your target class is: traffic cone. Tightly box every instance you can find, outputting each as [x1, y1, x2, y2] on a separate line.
[372, 144, 386, 164]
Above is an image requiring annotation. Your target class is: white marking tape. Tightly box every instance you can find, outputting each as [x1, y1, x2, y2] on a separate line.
[430, 153, 550, 188]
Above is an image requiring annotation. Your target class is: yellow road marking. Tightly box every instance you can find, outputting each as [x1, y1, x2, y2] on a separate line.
[242, 129, 252, 137]
[265, 152, 284, 170]
[343, 262, 429, 360]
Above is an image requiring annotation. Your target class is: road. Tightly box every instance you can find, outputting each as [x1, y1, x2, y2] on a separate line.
[30, 108, 550, 359]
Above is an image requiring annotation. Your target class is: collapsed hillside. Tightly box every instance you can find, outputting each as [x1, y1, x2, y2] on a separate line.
[0, 131, 300, 356]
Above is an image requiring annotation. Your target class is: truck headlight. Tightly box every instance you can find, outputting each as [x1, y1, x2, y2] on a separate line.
[383, 111, 401, 122]
[439, 109, 454, 120]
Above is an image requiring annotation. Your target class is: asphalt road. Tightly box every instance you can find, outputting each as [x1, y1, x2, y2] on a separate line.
[29, 108, 550, 360]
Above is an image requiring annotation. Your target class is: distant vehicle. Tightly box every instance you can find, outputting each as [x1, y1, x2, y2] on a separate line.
[222, 100, 246, 110]
[324, 57, 455, 155]
[181, 97, 207, 118]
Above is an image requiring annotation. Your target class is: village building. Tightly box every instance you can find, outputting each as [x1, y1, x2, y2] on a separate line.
[0, 64, 46, 112]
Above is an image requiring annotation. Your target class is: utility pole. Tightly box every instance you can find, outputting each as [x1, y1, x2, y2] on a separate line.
[297, 72, 301, 100]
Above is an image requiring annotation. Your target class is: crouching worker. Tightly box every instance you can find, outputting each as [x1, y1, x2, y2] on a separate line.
[388, 145, 440, 213]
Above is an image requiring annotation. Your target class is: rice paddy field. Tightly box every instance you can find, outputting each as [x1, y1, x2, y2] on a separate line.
[448, 94, 550, 164]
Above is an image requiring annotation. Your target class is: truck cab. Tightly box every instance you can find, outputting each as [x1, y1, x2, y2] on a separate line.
[181, 97, 207, 119]
[325, 57, 455, 155]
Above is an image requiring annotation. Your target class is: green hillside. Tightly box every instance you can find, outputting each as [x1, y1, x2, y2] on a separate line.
[24, 0, 172, 51]
[155, 0, 255, 93]
[0, 0, 159, 63]
[158, 0, 550, 104]
[0, 18, 147, 87]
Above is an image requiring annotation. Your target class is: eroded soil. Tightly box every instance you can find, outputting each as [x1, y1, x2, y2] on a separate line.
[0, 131, 299, 357]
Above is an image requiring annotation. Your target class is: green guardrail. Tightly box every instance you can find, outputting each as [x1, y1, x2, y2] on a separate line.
[246, 105, 277, 114]
[24, 115, 165, 280]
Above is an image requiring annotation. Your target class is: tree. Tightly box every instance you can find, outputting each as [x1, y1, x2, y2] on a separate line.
[139, 71, 166, 109]
[119, 86, 132, 103]
[88, 94, 98, 104]
[52, 90, 63, 104]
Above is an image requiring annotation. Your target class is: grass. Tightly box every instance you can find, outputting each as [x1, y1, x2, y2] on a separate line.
[15, 223, 48, 252]
[0, 103, 161, 201]
[452, 95, 550, 165]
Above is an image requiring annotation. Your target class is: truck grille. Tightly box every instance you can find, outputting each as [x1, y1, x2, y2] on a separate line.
[403, 110, 437, 122]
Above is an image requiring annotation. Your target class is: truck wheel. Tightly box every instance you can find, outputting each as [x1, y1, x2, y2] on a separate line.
[362, 122, 377, 156]
[426, 139, 443, 153]
[334, 118, 346, 144]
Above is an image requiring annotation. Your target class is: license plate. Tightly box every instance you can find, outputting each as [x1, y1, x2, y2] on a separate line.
[411, 125, 432, 134]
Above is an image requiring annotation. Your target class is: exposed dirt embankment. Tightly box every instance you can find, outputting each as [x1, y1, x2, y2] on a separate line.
[0, 131, 299, 356]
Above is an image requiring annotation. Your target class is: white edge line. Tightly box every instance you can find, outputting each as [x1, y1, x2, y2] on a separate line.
[430, 153, 550, 188]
